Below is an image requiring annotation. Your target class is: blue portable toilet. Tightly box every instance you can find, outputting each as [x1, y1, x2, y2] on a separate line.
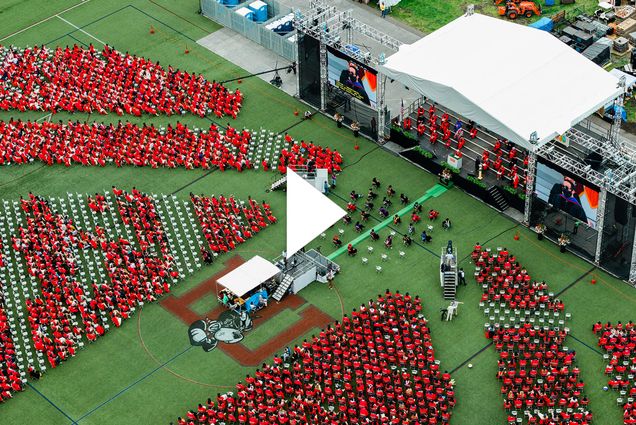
[235, 7, 254, 21]
[225, 0, 239, 5]
[545, 0, 555, 5]
[249, 0, 268, 23]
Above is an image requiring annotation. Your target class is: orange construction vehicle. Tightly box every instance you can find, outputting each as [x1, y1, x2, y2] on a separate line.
[498, 1, 541, 19]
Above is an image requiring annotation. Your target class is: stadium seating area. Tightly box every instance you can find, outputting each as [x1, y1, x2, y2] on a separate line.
[473, 246, 590, 424]
[0, 44, 242, 118]
[593, 321, 636, 424]
[190, 194, 276, 254]
[177, 290, 455, 425]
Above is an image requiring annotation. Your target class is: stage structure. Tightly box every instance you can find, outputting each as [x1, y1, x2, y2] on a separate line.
[374, 8, 636, 285]
[287, 2, 636, 284]
[293, 0, 402, 140]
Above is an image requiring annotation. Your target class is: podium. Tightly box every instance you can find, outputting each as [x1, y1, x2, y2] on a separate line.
[447, 154, 462, 170]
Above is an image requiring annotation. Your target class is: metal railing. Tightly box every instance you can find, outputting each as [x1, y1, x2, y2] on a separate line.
[200, 0, 297, 62]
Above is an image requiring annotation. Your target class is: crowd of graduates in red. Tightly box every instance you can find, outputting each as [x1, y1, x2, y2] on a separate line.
[190, 194, 276, 255]
[276, 135, 343, 175]
[0, 119, 344, 175]
[593, 321, 636, 424]
[0, 119, 252, 170]
[0, 302, 21, 402]
[473, 245, 591, 424]
[473, 246, 565, 312]
[14, 194, 92, 369]
[402, 103, 528, 189]
[177, 290, 455, 425]
[85, 188, 179, 329]
[0, 44, 242, 118]
[5, 188, 181, 387]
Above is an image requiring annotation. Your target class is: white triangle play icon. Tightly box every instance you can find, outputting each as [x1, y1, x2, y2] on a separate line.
[286, 169, 346, 258]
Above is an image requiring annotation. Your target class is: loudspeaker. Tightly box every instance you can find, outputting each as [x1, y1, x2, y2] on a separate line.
[615, 197, 629, 225]
[584, 152, 603, 171]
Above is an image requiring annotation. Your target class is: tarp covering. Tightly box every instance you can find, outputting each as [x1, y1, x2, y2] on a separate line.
[528, 17, 553, 32]
[380, 13, 622, 151]
[217, 256, 280, 297]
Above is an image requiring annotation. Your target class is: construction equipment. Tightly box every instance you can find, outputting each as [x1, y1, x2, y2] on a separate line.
[494, 0, 522, 4]
[498, 1, 542, 19]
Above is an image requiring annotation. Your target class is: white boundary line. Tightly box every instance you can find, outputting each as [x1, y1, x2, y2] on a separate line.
[0, 0, 92, 43]
[35, 113, 53, 123]
[55, 15, 106, 46]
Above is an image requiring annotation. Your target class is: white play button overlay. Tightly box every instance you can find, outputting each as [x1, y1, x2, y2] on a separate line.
[286, 169, 346, 258]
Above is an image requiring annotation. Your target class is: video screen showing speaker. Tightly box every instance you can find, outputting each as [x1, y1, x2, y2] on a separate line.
[535, 161, 600, 228]
[326, 47, 377, 108]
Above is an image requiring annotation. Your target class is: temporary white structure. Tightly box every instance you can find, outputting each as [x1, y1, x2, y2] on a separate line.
[286, 169, 346, 258]
[217, 256, 280, 297]
[379, 13, 622, 151]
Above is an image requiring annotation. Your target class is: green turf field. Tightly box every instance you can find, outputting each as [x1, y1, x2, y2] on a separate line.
[0, 1, 634, 425]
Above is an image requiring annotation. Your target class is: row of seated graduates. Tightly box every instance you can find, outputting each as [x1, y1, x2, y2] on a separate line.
[0, 119, 252, 172]
[0, 290, 22, 402]
[176, 290, 456, 425]
[0, 44, 242, 118]
[85, 187, 178, 328]
[472, 244, 564, 312]
[473, 245, 591, 424]
[190, 194, 276, 254]
[13, 188, 179, 378]
[593, 321, 636, 425]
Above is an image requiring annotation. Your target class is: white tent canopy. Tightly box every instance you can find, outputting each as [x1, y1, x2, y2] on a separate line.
[380, 13, 622, 151]
[217, 256, 280, 297]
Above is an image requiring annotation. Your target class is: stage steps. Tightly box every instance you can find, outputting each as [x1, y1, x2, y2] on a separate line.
[443, 272, 457, 300]
[270, 175, 287, 191]
[487, 186, 509, 212]
[272, 274, 294, 301]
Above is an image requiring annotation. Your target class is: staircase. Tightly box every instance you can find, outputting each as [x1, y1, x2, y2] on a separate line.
[440, 246, 458, 300]
[270, 175, 287, 191]
[272, 274, 294, 301]
[487, 186, 509, 212]
[443, 272, 457, 300]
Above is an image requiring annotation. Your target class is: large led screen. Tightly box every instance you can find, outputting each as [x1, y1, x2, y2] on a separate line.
[535, 161, 600, 228]
[326, 46, 377, 108]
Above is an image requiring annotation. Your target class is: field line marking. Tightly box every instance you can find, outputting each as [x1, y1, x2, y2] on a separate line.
[0, 0, 92, 42]
[55, 15, 106, 46]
